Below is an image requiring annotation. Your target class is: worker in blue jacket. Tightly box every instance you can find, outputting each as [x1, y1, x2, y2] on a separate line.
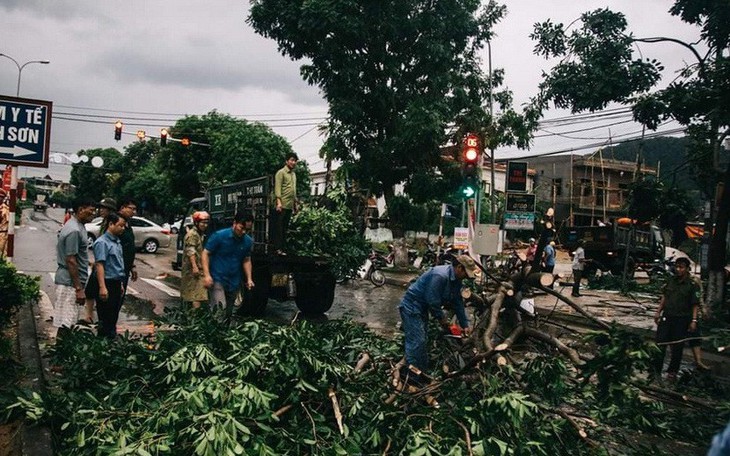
[398, 255, 477, 378]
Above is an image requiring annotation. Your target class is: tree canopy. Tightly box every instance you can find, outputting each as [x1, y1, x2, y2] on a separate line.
[531, 1, 730, 312]
[248, 0, 539, 206]
[70, 112, 309, 221]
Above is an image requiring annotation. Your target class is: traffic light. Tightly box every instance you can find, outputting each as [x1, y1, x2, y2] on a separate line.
[114, 121, 123, 141]
[136, 130, 146, 141]
[460, 133, 480, 199]
[181, 137, 191, 147]
[160, 128, 168, 146]
[462, 175, 478, 199]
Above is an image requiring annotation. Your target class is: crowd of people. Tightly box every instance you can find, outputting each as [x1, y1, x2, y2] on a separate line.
[53, 197, 138, 338]
[52, 196, 258, 339]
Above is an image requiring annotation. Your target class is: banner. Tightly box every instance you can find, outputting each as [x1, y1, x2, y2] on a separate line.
[2, 165, 11, 193]
[504, 212, 536, 230]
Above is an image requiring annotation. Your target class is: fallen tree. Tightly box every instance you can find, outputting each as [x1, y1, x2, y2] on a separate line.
[5, 287, 728, 456]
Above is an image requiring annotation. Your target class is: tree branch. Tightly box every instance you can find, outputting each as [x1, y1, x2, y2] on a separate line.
[524, 327, 583, 366]
[537, 285, 611, 330]
[634, 37, 705, 73]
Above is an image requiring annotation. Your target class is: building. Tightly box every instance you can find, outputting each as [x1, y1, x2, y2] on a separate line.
[529, 153, 657, 226]
[24, 175, 73, 196]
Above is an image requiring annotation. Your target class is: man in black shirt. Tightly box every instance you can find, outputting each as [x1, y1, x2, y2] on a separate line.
[117, 198, 138, 300]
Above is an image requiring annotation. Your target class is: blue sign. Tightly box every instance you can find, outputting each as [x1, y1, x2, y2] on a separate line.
[0, 95, 52, 168]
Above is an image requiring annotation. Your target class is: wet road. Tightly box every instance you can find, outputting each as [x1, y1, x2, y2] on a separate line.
[16, 208, 405, 338]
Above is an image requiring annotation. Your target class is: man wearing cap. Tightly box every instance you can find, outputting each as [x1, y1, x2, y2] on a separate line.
[83, 197, 117, 323]
[398, 255, 476, 377]
[53, 197, 97, 334]
[182, 211, 210, 309]
[0, 188, 8, 259]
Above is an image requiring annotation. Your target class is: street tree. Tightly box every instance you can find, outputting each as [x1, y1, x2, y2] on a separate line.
[69, 148, 123, 201]
[248, 0, 540, 208]
[157, 111, 310, 206]
[531, 3, 730, 313]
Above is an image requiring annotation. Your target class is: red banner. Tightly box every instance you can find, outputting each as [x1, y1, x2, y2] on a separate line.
[2, 166, 11, 192]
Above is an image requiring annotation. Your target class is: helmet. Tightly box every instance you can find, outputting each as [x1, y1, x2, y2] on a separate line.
[192, 211, 210, 223]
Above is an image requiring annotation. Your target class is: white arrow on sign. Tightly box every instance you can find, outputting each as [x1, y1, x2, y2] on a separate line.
[0, 145, 35, 157]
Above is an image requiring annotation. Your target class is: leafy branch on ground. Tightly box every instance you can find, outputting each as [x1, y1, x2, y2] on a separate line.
[5, 306, 728, 455]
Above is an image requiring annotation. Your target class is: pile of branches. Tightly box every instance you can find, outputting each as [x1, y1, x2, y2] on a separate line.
[4, 292, 728, 455]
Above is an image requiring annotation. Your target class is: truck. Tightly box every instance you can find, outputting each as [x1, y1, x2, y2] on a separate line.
[564, 220, 664, 277]
[172, 176, 337, 316]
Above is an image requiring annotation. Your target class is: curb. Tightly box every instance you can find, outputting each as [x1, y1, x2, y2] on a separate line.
[17, 294, 54, 455]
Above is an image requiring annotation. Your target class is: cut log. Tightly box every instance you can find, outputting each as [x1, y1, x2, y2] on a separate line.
[524, 327, 583, 365]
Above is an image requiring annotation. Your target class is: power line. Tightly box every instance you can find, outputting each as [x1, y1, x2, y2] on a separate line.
[535, 118, 637, 138]
[498, 127, 687, 162]
[54, 103, 328, 119]
[54, 110, 327, 124]
[52, 115, 323, 129]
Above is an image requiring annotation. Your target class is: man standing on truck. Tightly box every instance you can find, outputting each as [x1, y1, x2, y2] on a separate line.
[653, 257, 701, 380]
[202, 210, 255, 315]
[397, 255, 476, 384]
[271, 152, 298, 255]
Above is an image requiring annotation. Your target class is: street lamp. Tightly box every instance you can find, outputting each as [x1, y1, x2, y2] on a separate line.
[0, 53, 50, 96]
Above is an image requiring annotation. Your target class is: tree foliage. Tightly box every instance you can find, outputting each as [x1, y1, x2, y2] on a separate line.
[531, 1, 730, 309]
[9, 308, 728, 455]
[69, 148, 123, 201]
[248, 0, 539, 206]
[69, 112, 309, 221]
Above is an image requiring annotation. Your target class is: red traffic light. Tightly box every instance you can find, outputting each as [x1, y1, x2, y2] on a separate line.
[462, 134, 480, 164]
[114, 121, 123, 141]
[160, 128, 168, 146]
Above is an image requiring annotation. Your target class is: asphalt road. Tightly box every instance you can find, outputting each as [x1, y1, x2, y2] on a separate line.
[16, 208, 406, 338]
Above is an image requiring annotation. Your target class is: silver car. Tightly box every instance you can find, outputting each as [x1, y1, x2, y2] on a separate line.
[85, 216, 172, 254]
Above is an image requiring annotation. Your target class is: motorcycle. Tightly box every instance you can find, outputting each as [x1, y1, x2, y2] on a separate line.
[648, 255, 677, 279]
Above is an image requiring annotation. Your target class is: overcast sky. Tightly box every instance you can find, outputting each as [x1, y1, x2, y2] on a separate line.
[0, 0, 702, 181]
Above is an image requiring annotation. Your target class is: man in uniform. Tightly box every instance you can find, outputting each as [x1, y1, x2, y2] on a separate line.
[653, 256, 700, 380]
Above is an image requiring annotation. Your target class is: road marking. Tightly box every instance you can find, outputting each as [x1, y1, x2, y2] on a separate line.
[49, 272, 139, 295]
[126, 286, 140, 296]
[140, 278, 180, 298]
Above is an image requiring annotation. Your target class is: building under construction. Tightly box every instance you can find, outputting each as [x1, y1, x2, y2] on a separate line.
[530, 152, 657, 228]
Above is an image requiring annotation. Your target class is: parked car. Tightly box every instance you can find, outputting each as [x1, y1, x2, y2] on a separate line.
[165, 216, 191, 234]
[85, 216, 171, 254]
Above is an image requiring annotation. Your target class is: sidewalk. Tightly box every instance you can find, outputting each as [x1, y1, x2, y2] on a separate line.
[381, 266, 729, 377]
[15, 209, 54, 455]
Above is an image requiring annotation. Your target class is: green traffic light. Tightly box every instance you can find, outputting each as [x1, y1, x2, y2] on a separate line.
[462, 185, 476, 199]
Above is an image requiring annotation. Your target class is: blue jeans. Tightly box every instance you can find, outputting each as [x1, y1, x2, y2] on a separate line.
[400, 307, 429, 372]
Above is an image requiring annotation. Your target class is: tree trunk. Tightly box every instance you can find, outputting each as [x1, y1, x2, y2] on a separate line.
[707, 161, 729, 317]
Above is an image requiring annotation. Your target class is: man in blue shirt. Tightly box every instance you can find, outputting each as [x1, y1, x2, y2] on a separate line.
[202, 211, 255, 313]
[91, 213, 127, 339]
[398, 255, 477, 379]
